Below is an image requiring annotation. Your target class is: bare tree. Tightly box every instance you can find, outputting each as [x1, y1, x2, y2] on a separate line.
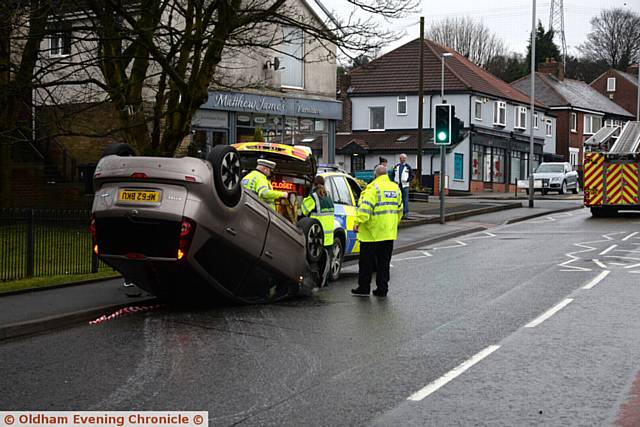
[579, 7, 640, 70]
[70, 0, 418, 156]
[426, 17, 507, 68]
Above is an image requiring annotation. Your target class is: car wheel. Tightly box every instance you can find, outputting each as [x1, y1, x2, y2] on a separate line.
[329, 236, 344, 281]
[297, 217, 324, 264]
[559, 180, 566, 195]
[102, 143, 136, 157]
[207, 145, 242, 207]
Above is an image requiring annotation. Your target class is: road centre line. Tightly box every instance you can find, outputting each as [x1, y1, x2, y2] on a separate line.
[407, 345, 501, 401]
[600, 245, 618, 255]
[625, 262, 640, 269]
[604, 255, 640, 261]
[593, 259, 607, 269]
[622, 232, 639, 241]
[524, 298, 573, 328]
[582, 270, 610, 290]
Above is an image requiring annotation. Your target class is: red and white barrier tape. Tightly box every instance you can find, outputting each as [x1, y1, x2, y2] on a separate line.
[89, 304, 162, 325]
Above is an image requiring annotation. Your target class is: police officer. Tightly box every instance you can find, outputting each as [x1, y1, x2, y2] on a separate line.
[351, 164, 403, 297]
[301, 175, 335, 249]
[243, 159, 287, 210]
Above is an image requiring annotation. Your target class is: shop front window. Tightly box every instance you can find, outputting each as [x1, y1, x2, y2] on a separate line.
[493, 148, 505, 183]
[520, 152, 529, 179]
[472, 144, 484, 181]
[511, 151, 521, 184]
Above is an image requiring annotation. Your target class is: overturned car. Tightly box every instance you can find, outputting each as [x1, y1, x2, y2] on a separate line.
[90, 143, 328, 303]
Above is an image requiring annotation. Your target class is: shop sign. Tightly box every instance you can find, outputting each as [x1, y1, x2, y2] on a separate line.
[204, 91, 342, 120]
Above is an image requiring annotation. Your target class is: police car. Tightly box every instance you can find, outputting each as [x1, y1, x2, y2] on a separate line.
[232, 144, 362, 281]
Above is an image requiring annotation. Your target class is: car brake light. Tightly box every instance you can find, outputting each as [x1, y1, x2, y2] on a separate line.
[178, 218, 196, 261]
[130, 172, 148, 179]
[185, 175, 196, 182]
[89, 215, 96, 240]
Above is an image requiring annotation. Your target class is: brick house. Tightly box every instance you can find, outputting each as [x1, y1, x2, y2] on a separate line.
[512, 59, 634, 181]
[590, 65, 639, 119]
[336, 38, 555, 193]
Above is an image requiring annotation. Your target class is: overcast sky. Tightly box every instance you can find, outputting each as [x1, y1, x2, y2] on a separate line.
[322, 0, 639, 59]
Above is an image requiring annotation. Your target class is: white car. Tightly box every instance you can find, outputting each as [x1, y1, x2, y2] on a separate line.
[528, 162, 580, 195]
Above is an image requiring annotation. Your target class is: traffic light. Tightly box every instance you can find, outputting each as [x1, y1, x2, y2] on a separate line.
[434, 104, 452, 145]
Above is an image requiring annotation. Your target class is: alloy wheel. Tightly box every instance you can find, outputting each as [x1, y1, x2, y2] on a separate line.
[221, 152, 240, 190]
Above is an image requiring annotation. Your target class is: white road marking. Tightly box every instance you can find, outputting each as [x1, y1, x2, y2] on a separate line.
[593, 259, 607, 269]
[604, 255, 640, 261]
[625, 263, 640, 270]
[622, 232, 639, 241]
[422, 251, 432, 257]
[433, 240, 467, 250]
[582, 270, 610, 290]
[599, 245, 618, 255]
[524, 298, 573, 328]
[609, 263, 626, 266]
[407, 345, 501, 401]
[462, 232, 496, 241]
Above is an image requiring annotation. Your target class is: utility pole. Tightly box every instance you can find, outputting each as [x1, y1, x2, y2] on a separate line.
[439, 53, 453, 224]
[417, 17, 424, 183]
[528, 0, 536, 208]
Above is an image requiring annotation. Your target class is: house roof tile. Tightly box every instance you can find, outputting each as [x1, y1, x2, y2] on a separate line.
[349, 38, 543, 107]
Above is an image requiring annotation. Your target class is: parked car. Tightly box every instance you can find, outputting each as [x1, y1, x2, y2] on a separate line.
[526, 162, 580, 195]
[90, 143, 328, 304]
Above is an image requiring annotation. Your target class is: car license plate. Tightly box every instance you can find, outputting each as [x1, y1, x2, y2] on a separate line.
[118, 189, 161, 203]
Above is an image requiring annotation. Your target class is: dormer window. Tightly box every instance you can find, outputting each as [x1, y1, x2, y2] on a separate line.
[607, 77, 616, 92]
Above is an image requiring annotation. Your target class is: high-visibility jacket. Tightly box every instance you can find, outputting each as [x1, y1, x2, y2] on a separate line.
[242, 170, 286, 210]
[301, 189, 335, 247]
[356, 174, 403, 242]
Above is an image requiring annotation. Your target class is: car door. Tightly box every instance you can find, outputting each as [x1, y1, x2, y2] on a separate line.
[327, 175, 360, 256]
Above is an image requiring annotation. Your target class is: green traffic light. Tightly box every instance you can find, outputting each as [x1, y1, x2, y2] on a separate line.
[437, 131, 448, 141]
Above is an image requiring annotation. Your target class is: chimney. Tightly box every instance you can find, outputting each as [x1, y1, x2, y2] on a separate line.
[538, 58, 564, 80]
[627, 64, 639, 75]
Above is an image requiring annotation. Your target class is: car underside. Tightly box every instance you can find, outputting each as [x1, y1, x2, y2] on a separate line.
[91, 144, 328, 304]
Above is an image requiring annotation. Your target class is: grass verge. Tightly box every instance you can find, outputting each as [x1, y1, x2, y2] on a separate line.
[0, 271, 121, 295]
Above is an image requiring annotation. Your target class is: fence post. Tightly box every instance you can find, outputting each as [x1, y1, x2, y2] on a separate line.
[26, 209, 35, 277]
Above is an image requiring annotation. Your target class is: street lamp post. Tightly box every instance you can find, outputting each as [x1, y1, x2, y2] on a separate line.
[440, 52, 453, 224]
[528, 0, 536, 208]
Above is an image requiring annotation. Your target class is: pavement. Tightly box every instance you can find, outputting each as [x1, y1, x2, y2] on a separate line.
[0, 193, 584, 342]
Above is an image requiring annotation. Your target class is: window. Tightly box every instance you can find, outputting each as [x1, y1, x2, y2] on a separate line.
[533, 113, 539, 129]
[569, 148, 579, 169]
[514, 106, 527, 130]
[369, 107, 385, 130]
[607, 77, 616, 92]
[510, 151, 521, 183]
[472, 144, 484, 181]
[493, 148, 505, 183]
[350, 154, 365, 173]
[546, 119, 553, 137]
[280, 26, 304, 88]
[493, 101, 506, 126]
[346, 177, 362, 201]
[474, 100, 482, 121]
[397, 96, 407, 115]
[331, 177, 354, 206]
[584, 114, 603, 135]
[570, 112, 577, 132]
[50, 24, 71, 56]
[454, 153, 464, 180]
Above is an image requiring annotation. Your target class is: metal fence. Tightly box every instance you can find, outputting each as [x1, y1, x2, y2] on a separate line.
[0, 208, 110, 282]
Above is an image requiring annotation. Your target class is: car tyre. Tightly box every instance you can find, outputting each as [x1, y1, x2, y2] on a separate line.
[329, 236, 344, 282]
[207, 145, 242, 207]
[559, 180, 566, 195]
[102, 143, 136, 157]
[297, 217, 324, 264]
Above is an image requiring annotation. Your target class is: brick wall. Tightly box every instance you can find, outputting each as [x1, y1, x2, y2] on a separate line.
[591, 70, 638, 118]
